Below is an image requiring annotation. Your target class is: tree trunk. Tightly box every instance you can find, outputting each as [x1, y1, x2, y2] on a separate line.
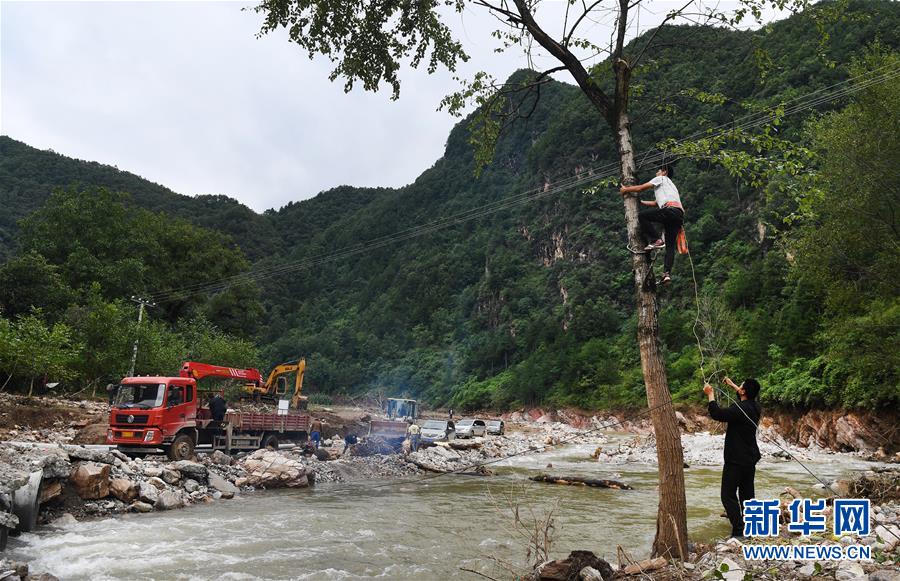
[612, 60, 689, 560]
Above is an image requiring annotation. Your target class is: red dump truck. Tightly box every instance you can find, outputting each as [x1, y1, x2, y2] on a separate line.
[107, 362, 311, 460]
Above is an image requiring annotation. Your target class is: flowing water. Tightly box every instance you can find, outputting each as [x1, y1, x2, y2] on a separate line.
[6, 437, 879, 580]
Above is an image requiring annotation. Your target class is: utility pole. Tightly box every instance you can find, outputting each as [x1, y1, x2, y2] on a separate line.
[128, 296, 156, 377]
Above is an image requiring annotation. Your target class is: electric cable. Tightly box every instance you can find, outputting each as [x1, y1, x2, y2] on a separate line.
[142, 65, 899, 303]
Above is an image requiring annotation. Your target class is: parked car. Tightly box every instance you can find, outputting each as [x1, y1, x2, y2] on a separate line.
[420, 420, 455, 443]
[455, 418, 486, 438]
[486, 419, 505, 435]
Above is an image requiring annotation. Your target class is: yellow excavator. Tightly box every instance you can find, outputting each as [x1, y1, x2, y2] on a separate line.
[241, 359, 308, 409]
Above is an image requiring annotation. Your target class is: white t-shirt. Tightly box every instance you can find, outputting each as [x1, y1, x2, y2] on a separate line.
[649, 176, 682, 208]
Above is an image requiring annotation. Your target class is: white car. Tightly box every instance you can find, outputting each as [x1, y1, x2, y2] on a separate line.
[420, 420, 455, 443]
[455, 418, 486, 438]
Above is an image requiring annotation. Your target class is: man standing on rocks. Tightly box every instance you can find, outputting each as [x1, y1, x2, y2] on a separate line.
[407, 421, 420, 453]
[310, 418, 322, 449]
[704, 377, 762, 539]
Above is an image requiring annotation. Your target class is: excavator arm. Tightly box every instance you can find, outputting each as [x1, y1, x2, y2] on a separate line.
[240, 359, 308, 409]
[288, 359, 307, 410]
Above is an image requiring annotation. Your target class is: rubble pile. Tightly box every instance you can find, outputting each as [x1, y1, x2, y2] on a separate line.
[406, 427, 610, 473]
[0, 558, 57, 581]
[308, 454, 420, 483]
[0, 442, 323, 528]
[593, 430, 820, 466]
[0, 393, 108, 445]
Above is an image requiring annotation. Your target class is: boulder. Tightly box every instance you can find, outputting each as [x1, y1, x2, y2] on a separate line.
[155, 490, 184, 511]
[62, 445, 116, 465]
[109, 478, 139, 502]
[209, 450, 232, 466]
[0, 512, 19, 529]
[138, 481, 159, 504]
[183, 479, 199, 493]
[68, 462, 110, 500]
[161, 468, 181, 485]
[835, 561, 866, 580]
[131, 501, 153, 513]
[236, 450, 313, 488]
[51, 513, 77, 527]
[169, 460, 208, 480]
[875, 524, 900, 552]
[208, 473, 239, 495]
[142, 465, 162, 478]
[147, 477, 166, 490]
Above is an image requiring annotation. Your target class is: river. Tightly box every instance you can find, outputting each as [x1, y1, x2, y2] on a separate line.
[5, 437, 880, 580]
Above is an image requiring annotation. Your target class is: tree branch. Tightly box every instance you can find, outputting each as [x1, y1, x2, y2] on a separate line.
[474, 0, 523, 24]
[509, 0, 613, 117]
[564, 0, 607, 46]
[631, 0, 695, 68]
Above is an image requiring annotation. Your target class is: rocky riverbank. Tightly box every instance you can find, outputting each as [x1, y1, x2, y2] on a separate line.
[502, 407, 900, 462]
[527, 469, 900, 581]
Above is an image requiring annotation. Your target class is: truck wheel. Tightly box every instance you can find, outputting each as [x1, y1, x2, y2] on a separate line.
[167, 434, 194, 461]
[261, 434, 279, 450]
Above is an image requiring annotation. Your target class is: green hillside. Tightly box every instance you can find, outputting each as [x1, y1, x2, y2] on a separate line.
[0, 0, 897, 408]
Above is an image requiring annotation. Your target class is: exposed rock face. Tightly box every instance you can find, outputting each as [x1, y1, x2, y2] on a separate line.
[235, 449, 313, 488]
[108, 478, 139, 502]
[68, 462, 110, 500]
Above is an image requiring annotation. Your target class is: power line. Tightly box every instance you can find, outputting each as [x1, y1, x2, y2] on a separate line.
[145, 65, 899, 303]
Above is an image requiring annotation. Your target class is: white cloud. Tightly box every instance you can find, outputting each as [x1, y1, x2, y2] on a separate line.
[0, 1, 782, 212]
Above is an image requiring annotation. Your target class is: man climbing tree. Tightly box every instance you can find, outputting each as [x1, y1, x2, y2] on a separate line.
[619, 163, 684, 285]
[253, 0, 806, 559]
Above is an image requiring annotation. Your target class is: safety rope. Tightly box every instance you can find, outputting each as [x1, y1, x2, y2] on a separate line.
[685, 244, 900, 546]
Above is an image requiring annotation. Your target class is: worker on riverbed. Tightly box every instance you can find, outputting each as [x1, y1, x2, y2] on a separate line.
[407, 421, 421, 453]
[209, 393, 227, 422]
[619, 163, 685, 285]
[704, 377, 762, 539]
[343, 431, 358, 455]
[310, 418, 323, 449]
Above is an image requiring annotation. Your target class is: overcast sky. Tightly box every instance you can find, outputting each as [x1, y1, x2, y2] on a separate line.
[1, 1, 777, 212]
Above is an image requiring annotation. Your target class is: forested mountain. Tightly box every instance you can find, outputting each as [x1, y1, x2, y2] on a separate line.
[1, 0, 897, 408]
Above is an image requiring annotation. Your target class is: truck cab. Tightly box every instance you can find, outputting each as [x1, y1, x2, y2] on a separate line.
[107, 376, 200, 460]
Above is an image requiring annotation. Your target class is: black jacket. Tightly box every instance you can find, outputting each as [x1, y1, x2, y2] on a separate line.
[708, 399, 762, 466]
[209, 396, 227, 421]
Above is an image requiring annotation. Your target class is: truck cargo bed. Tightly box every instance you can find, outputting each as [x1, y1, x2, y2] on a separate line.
[198, 408, 310, 433]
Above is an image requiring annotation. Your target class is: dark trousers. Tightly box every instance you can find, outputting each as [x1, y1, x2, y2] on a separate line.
[638, 206, 683, 273]
[721, 462, 756, 537]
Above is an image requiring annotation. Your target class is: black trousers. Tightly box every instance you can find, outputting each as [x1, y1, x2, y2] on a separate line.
[638, 206, 684, 273]
[721, 462, 756, 537]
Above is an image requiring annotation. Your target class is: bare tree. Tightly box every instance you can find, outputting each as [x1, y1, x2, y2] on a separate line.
[253, 0, 807, 558]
